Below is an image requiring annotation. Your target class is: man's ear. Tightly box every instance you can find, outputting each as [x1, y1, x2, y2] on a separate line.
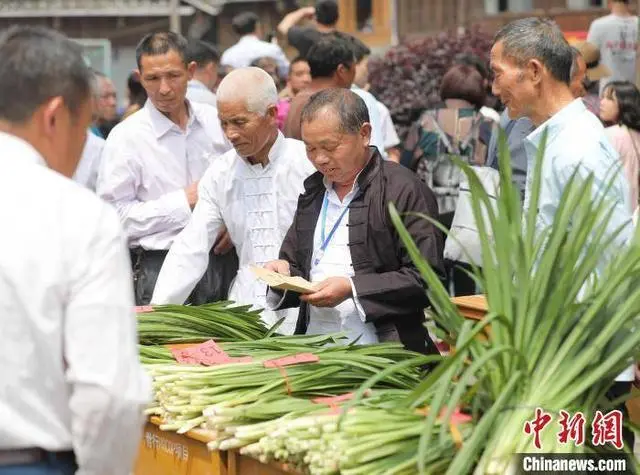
[187, 61, 197, 80]
[360, 122, 372, 146]
[527, 58, 544, 85]
[41, 96, 65, 138]
[265, 104, 278, 121]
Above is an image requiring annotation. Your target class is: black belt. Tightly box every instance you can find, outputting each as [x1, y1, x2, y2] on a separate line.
[129, 247, 168, 273]
[0, 448, 75, 468]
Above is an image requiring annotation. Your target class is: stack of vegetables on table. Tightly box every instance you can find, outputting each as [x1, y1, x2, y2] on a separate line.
[138, 133, 640, 474]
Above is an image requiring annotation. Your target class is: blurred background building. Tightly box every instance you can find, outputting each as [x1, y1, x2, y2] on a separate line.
[0, 0, 632, 106]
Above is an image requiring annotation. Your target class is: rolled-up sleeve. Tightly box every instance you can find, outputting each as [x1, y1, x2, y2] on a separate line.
[65, 205, 151, 475]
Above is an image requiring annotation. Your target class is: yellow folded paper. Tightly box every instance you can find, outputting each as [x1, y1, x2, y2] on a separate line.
[251, 266, 317, 294]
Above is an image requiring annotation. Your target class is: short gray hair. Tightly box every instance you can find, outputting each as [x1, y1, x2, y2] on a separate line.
[216, 67, 278, 114]
[0, 26, 92, 123]
[494, 17, 573, 84]
[301, 88, 369, 134]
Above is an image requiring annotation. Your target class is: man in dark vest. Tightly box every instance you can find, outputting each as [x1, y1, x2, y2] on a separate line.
[265, 88, 444, 354]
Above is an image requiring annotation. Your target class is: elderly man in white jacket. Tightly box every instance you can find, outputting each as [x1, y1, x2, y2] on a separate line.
[152, 67, 316, 334]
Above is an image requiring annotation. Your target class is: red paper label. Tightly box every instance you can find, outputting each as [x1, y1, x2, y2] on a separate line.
[135, 305, 154, 313]
[170, 340, 254, 366]
[263, 353, 319, 368]
[191, 340, 230, 365]
[171, 348, 200, 365]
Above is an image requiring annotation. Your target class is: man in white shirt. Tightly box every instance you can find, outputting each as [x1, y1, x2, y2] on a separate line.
[0, 26, 149, 475]
[186, 39, 219, 107]
[73, 130, 104, 191]
[97, 31, 235, 305]
[377, 101, 401, 162]
[346, 34, 398, 161]
[221, 12, 289, 78]
[152, 67, 316, 334]
[265, 89, 444, 351]
[344, 34, 387, 160]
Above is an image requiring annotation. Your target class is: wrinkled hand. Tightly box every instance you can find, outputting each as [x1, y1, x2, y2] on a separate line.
[264, 259, 291, 276]
[213, 227, 234, 255]
[185, 181, 199, 209]
[301, 277, 352, 308]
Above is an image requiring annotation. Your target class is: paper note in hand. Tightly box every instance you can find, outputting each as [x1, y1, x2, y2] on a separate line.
[251, 266, 317, 294]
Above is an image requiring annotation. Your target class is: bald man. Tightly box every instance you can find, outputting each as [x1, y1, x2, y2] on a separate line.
[151, 67, 316, 334]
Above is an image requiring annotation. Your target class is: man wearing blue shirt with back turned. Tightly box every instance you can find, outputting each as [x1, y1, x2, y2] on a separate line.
[490, 16, 635, 448]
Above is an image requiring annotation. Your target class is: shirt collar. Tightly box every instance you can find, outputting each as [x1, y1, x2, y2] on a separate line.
[0, 131, 47, 168]
[145, 98, 200, 138]
[525, 98, 586, 149]
[239, 34, 260, 43]
[188, 79, 209, 91]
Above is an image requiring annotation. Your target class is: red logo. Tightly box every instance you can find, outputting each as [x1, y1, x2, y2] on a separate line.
[591, 410, 623, 450]
[557, 410, 586, 446]
[524, 409, 625, 450]
[523, 408, 553, 449]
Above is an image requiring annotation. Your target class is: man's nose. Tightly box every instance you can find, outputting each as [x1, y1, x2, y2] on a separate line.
[225, 128, 240, 142]
[159, 78, 171, 95]
[315, 152, 331, 165]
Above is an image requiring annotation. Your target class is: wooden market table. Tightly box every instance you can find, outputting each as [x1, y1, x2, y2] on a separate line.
[134, 417, 298, 475]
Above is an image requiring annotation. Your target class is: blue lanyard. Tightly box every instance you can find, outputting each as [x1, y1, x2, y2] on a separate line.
[318, 192, 350, 255]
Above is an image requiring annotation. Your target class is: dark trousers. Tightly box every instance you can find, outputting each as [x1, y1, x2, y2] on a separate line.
[0, 451, 76, 475]
[131, 247, 239, 305]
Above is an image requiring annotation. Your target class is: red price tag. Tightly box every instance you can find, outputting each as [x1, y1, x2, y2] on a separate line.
[171, 348, 200, 365]
[263, 353, 319, 368]
[191, 340, 230, 365]
[449, 408, 473, 424]
[170, 340, 254, 366]
[135, 305, 154, 313]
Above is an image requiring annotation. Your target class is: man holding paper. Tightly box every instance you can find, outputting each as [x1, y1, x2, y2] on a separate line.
[264, 88, 445, 353]
[151, 67, 316, 335]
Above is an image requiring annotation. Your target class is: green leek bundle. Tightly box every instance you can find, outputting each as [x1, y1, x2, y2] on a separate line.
[137, 301, 273, 344]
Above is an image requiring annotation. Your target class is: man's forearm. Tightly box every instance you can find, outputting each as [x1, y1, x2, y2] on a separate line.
[277, 9, 308, 36]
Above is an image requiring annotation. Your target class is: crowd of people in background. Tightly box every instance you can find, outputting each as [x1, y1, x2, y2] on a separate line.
[73, 0, 640, 300]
